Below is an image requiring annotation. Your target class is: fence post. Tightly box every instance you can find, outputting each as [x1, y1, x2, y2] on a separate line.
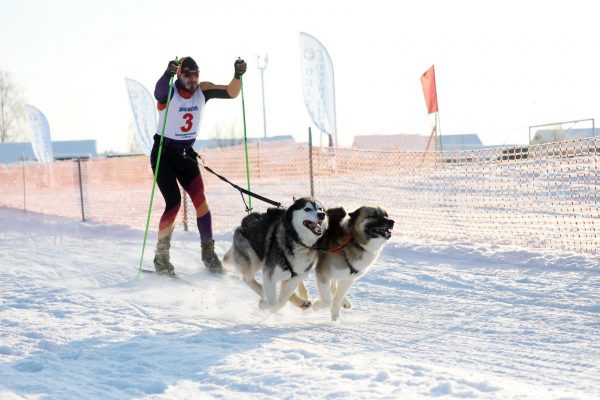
[256, 140, 261, 180]
[77, 157, 86, 221]
[308, 127, 314, 198]
[21, 154, 26, 211]
[182, 190, 189, 231]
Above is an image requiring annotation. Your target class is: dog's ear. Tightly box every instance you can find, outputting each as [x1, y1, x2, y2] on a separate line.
[348, 208, 361, 222]
[326, 207, 346, 224]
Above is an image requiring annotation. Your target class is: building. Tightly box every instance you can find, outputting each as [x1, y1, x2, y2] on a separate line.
[352, 133, 485, 152]
[436, 134, 483, 151]
[0, 140, 98, 164]
[193, 135, 295, 151]
[352, 134, 431, 151]
[531, 128, 599, 145]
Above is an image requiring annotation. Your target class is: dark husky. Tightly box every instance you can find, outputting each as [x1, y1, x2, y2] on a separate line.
[311, 206, 394, 321]
[223, 198, 328, 312]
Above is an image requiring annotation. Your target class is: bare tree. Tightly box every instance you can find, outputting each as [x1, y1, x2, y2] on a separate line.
[212, 120, 243, 148]
[0, 69, 26, 142]
[127, 122, 144, 154]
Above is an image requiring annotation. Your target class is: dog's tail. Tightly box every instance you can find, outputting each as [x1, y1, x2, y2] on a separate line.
[222, 227, 244, 271]
[222, 246, 234, 270]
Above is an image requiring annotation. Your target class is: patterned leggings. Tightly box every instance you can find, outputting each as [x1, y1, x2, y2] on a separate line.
[150, 141, 212, 243]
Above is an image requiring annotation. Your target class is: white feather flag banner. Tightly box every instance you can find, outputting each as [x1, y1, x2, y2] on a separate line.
[125, 78, 157, 155]
[299, 32, 337, 146]
[25, 104, 53, 163]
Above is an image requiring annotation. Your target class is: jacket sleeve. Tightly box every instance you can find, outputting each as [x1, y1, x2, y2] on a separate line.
[154, 73, 172, 103]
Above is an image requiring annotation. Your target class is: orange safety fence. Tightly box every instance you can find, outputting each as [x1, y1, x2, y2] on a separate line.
[0, 137, 598, 253]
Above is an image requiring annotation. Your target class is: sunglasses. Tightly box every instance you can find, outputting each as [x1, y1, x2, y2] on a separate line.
[182, 71, 199, 78]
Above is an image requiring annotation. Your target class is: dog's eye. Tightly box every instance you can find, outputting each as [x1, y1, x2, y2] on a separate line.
[304, 207, 312, 212]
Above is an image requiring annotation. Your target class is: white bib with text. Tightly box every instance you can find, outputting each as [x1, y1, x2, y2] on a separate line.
[157, 87, 205, 141]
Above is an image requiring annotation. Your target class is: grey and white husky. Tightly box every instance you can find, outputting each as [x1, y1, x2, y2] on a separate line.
[223, 197, 328, 312]
[312, 206, 394, 321]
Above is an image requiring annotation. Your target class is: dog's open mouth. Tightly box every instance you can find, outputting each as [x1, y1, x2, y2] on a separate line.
[371, 227, 392, 239]
[303, 220, 323, 236]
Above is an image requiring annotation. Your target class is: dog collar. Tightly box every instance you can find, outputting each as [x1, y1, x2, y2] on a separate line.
[293, 237, 315, 250]
[328, 234, 353, 253]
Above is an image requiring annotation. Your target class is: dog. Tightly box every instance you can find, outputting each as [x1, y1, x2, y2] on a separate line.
[223, 197, 328, 312]
[311, 206, 394, 321]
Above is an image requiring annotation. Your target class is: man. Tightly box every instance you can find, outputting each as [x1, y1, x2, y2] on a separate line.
[151, 56, 247, 275]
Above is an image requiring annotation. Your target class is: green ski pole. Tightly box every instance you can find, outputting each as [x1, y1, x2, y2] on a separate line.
[136, 57, 178, 279]
[239, 62, 252, 212]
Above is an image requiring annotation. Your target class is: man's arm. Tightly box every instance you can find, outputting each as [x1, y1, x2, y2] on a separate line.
[200, 79, 240, 98]
[199, 59, 247, 98]
[154, 60, 180, 102]
[154, 73, 171, 103]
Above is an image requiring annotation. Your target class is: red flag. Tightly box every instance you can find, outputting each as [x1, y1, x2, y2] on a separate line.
[420, 65, 438, 114]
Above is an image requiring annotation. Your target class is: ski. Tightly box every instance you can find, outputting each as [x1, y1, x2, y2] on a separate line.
[140, 269, 199, 287]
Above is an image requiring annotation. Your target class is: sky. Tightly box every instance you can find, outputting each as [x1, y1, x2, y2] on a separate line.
[1, 207, 599, 399]
[2, 0, 600, 152]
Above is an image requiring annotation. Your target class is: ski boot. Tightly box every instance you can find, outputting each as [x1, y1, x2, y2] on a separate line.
[154, 236, 176, 277]
[201, 240, 224, 274]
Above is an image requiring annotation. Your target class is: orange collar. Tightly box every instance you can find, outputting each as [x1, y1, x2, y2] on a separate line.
[328, 233, 353, 253]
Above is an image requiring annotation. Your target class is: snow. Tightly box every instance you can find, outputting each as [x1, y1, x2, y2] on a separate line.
[0, 207, 599, 399]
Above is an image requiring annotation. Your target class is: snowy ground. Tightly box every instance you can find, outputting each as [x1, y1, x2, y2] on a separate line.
[0, 207, 599, 400]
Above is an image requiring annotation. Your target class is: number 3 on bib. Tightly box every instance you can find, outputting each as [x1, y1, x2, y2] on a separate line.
[181, 113, 193, 133]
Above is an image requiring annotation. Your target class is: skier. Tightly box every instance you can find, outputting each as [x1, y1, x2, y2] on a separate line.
[151, 56, 247, 275]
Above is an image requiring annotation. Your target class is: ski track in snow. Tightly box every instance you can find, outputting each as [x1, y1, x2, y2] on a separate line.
[0, 208, 599, 399]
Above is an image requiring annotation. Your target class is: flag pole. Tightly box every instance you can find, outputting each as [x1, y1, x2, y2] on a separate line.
[435, 65, 442, 152]
[424, 124, 436, 153]
[436, 111, 443, 152]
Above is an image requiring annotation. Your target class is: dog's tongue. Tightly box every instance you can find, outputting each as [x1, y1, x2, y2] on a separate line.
[314, 224, 322, 235]
[373, 227, 392, 239]
[304, 220, 322, 235]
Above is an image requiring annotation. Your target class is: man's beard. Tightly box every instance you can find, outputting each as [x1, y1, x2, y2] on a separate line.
[183, 81, 198, 92]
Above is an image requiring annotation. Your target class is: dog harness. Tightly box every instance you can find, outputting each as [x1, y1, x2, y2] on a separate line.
[268, 227, 315, 278]
[281, 254, 315, 278]
[332, 236, 365, 275]
[281, 254, 298, 278]
[325, 233, 359, 274]
[341, 249, 359, 275]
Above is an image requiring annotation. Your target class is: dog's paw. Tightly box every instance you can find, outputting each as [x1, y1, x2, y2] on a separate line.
[312, 299, 327, 311]
[331, 309, 341, 322]
[258, 299, 270, 310]
[342, 297, 352, 309]
[298, 300, 312, 309]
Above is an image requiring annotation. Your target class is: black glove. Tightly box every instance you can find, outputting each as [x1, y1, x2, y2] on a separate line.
[165, 60, 180, 77]
[234, 58, 247, 79]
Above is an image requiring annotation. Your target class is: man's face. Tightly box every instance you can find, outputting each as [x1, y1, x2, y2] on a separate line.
[180, 71, 199, 92]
